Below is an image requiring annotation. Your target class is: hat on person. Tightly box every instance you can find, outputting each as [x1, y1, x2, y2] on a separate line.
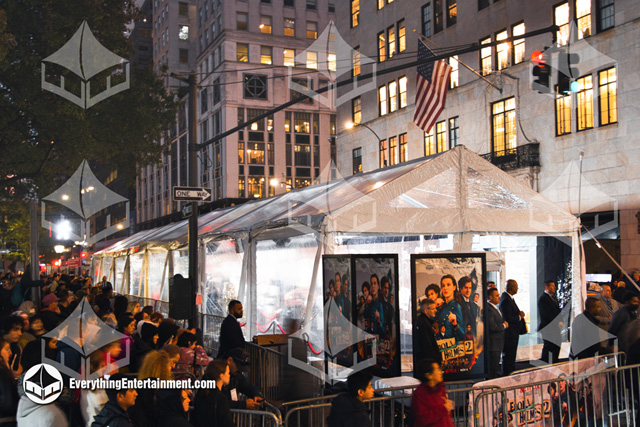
[18, 301, 36, 317]
[42, 293, 60, 307]
[227, 348, 251, 368]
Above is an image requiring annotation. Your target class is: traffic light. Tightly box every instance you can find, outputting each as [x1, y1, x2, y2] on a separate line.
[557, 48, 580, 94]
[531, 50, 551, 93]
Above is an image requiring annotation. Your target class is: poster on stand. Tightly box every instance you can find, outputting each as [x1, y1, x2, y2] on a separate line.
[353, 254, 400, 377]
[322, 255, 353, 366]
[411, 253, 487, 380]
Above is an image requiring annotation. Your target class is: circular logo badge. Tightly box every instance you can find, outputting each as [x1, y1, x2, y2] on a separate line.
[22, 363, 64, 404]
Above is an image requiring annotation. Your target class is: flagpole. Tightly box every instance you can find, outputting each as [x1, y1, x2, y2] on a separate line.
[413, 30, 502, 92]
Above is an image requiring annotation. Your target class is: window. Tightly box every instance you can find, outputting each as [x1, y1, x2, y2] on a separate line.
[436, 121, 447, 152]
[380, 140, 388, 168]
[555, 90, 571, 135]
[448, 117, 459, 146]
[379, 85, 388, 116]
[260, 46, 272, 64]
[555, 3, 570, 46]
[307, 0, 317, 10]
[399, 133, 407, 163]
[200, 88, 208, 114]
[378, 32, 386, 62]
[450, 56, 459, 88]
[306, 51, 317, 69]
[388, 26, 396, 58]
[307, 21, 318, 39]
[398, 20, 406, 53]
[599, 67, 617, 126]
[351, 0, 360, 27]
[399, 76, 407, 108]
[248, 109, 266, 131]
[260, 16, 272, 34]
[237, 43, 249, 62]
[329, 2, 335, 13]
[496, 30, 508, 71]
[179, 2, 188, 16]
[352, 47, 361, 76]
[284, 49, 295, 67]
[295, 145, 311, 166]
[576, 75, 594, 131]
[447, 0, 457, 26]
[284, 18, 295, 37]
[353, 148, 362, 174]
[290, 78, 313, 104]
[178, 25, 189, 41]
[178, 48, 188, 63]
[389, 81, 398, 113]
[576, 0, 591, 39]
[352, 97, 361, 125]
[213, 78, 221, 104]
[284, 0, 295, 6]
[294, 112, 311, 133]
[328, 54, 336, 72]
[247, 177, 265, 198]
[422, 4, 432, 37]
[512, 22, 525, 65]
[434, 0, 443, 33]
[424, 128, 436, 155]
[491, 97, 516, 155]
[478, 0, 489, 10]
[211, 22, 216, 39]
[237, 12, 248, 30]
[480, 37, 492, 76]
[377, 0, 384, 10]
[238, 142, 245, 163]
[244, 74, 268, 99]
[597, 0, 614, 32]
[389, 136, 398, 166]
[247, 142, 265, 164]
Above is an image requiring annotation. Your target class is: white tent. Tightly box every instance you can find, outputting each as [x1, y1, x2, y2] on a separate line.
[92, 145, 582, 344]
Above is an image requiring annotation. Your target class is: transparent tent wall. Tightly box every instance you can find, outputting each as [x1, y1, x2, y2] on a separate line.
[129, 253, 144, 297]
[114, 257, 127, 295]
[100, 257, 113, 284]
[203, 239, 243, 318]
[147, 251, 167, 300]
[173, 250, 189, 278]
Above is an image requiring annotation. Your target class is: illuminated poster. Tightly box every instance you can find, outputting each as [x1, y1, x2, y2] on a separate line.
[353, 254, 400, 377]
[322, 255, 353, 366]
[411, 253, 486, 380]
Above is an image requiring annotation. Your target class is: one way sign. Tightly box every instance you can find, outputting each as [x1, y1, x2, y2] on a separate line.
[172, 186, 212, 202]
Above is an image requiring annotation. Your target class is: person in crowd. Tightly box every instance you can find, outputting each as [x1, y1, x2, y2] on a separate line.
[56, 291, 73, 318]
[538, 280, 563, 364]
[91, 373, 137, 427]
[2, 315, 23, 375]
[0, 273, 18, 315]
[193, 359, 234, 427]
[608, 292, 640, 351]
[112, 296, 129, 319]
[412, 358, 454, 427]
[487, 281, 496, 291]
[27, 316, 46, 341]
[458, 276, 477, 335]
[80, 352, 108, 427]
[127, 301, 141, 317]
[596, 283, 620, 330]
[129, 350, 172, 427]
[133, 312, 148, 327]
[327, 371, 374, 427]
[223, 348, 263, 410]
[116, 314, 136, 361]
[157, 321, 180, 348]
[142, 306, 154, 318]
[499, 279, 526, 375]
[131, 322, 158, 372]
[175, 332, 209, 377]
[156, 389, 192, 427]
[100, 341, 123, 376]
[40, 293, 63, 332]
[425, 283, 444, 309]
[613, 278, 628, 304]
[436, 275, 465, 341]
[217, 300, 245, 358]
[0, 338, 19, 427]
[486, 288, 507, 379]
[413, 298, 441, 378]
[570, 297, 611, 359]
[162, 344, 181, 370]
[149, 312, 164, 325]
[625, 270, 640, 294]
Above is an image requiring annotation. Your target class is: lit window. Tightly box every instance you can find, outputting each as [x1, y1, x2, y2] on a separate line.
[352, 97, 361, 124]
[247, 176, 265, 198]
[389, 81, 397, 113]
[555, 91, 571, 136]
[491, 97, 516, 155]
[389, 136, 398, 165]
[599, 67, 617, 126]
[399, 76, 407, 108]
[380, 139, 387, 168]
[424, 128, 436, 155]
[576, 0, 591, 39]
[377, 0, 384, 10]
[450, 56, 459, 88]
[496, 31, 508, 71]
[576, 75, 594, 131]
[388, 26, 396, 58]
[237, 12, 248, 31]
[328, 54, 336, 72]
[434, 0, 443, 33]
[238, 142, 245, 163]
[378, 32, 386, 62]
[555, 3, 569, 46]
[260, 46, 272, 64]
[247, 143, 265, 164]
[237, 43, 249, 62]
[436, 121, 447, 152]
[307, 21, 318, 39]
[260, 16, 272, 34]
[284, 18, 295, 37]
[399, 133, 407, 163]
[480, 37, 492, 76]
[379, 85, 388, 116]
[447, 0, 457, 26]
[448, 117, 459, 146]
[353, 148, 362, 174]
[398, 20, 406, 52]
[512, 23, 525, 65]
[284, 49, 295, 67]
[351, 0, 360, 27]
[597, 0, 615, 32]
[178, 25, 189, 41]
[306, 51, 318, 69]
[352, 47, 361, 76]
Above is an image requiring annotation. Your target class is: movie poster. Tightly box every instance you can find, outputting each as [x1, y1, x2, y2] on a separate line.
[353, 254, 400, 377]
[322, 255, 353, 366]
[411, 253, 486, 380]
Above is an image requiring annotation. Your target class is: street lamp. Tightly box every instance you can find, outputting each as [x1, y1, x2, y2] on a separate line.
[345, 121, 385, 167]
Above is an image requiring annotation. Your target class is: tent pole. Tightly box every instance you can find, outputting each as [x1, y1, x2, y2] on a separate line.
[248, 235, 257, 342]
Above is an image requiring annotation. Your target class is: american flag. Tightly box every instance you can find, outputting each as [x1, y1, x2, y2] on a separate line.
[413, 40, 452, 133]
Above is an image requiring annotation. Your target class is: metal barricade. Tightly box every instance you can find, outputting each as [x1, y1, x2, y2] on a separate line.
[246, 342, 288, 402]
[200, 312, 225, 356]
[121, 294, 169, 315]
[232, 402, 284, 427]
[473, 363, 640, 427]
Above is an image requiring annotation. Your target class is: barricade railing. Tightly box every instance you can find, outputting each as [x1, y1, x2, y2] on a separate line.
[247, 341, 288, 402]
[199, 312, 225, 356]
[473, 363, 640, 427]
[511, 351, 627, 376]
[231, 401, 284, 427]
[122, 294, 170, 315]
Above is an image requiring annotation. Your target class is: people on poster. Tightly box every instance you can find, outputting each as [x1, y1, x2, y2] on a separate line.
[436, 275, 466, 341]
[425, 284, 444, 309]
[459, 276, 478, 335]
[368, 274, 385, 337]
[340, 273, 351, 319]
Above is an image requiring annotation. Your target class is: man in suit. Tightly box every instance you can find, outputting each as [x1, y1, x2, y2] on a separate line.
[459, 276, 478, 335]
[217, 299, 246, 358]
[486, 288, 507, 378]
[596, 283, 620, 330]
[538, 280, 563, 364]
[499, 279, 526, 376]
[413, 298, 441, 378]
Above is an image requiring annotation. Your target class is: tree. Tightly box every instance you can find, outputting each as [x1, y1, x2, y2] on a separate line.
[0, 0, 178, 200]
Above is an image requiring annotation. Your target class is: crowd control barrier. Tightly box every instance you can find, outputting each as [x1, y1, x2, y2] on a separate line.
[231, 401, 284, 427]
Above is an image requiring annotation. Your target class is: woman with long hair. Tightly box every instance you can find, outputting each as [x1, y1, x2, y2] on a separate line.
[192, 359, 233, 427]
[436, 275, 466, 341]
[0, 338, 19, 427]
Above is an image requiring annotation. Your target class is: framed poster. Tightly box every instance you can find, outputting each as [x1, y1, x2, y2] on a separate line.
[322, 255, 353, 366]
[411, 253, 487, 380]
[352, 254, 400, 377]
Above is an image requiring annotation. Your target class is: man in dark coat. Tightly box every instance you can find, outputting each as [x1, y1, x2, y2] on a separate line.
[224, 348, 264, 410]
[217, 299, 245, 358]
[328, 371, 373, 427]
[486, 288, 507, 378]
[538, 280, 563, 364]
[91, 374, 137, 427]
[459, 276, 478, 335]
[498, 279, 526, 376]
[413, 298, 441, 378]
[608, 291, 640, 350]
[570, 297, 611, 359]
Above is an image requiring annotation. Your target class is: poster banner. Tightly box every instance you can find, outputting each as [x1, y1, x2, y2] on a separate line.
[471, 357, 616, 426]
[353, 254, 400, 377]
[322, 255, 353, 366]
[411, 253, 486, 380]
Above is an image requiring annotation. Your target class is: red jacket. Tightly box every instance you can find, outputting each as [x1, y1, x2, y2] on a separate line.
[411, 382, 454, 427]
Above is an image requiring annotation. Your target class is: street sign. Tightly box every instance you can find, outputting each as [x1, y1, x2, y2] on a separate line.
[182, 204, 192, 218]
[67, 258, 82, 267]
[172, 186, 212, 202]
